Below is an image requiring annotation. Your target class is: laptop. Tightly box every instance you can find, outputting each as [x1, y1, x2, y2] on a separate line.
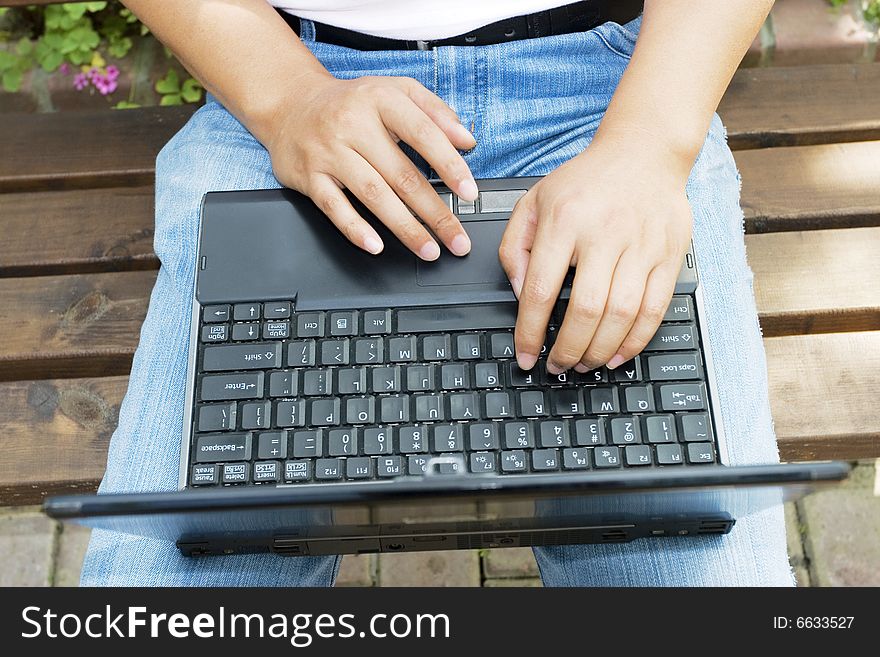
[44, 177, 849, 556]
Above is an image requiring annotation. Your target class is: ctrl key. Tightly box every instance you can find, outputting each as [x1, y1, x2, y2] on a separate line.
[191, 464, 218, 486]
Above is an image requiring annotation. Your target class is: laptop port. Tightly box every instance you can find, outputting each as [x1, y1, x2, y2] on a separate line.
[386, 543, 405, 551]
[601, 529, 628, 542]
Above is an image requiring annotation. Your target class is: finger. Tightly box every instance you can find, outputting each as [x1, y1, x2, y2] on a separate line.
[514, 221, 573, 370]
[335, 150, 440, 260]
[498, 192, 538, 298]
[379, 96, 478, 201]
[356, 135, 471, 256]
[580, 250, 651, 369]
[398, 78, 477, 151]
[547, 248, 619, 374]
[607, 260, 679, 368]
[308, 174, 384, 254]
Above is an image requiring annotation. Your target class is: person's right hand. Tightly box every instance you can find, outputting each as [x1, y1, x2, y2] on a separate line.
[266, 74, 478, 260]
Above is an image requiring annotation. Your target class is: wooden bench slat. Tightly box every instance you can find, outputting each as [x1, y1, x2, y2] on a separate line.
[3, 330, 877, 504]
[737, 140, 880, 234]
[719, 64, 880, 149]
[747, 226, 880, 336]
[0, 186, 158, 277]
[0, 270, 156, 381]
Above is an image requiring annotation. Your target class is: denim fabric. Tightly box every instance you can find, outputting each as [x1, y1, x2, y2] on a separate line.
[81, 17, 794, 586]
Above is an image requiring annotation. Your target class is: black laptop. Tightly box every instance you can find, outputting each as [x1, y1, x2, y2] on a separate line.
[44, 177, 848, 556]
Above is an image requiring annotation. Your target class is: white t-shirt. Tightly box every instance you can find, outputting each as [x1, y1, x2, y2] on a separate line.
[270, 1, 572, 40]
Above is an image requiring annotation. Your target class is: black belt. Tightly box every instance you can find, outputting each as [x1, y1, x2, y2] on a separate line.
[279, 0, 643, 51]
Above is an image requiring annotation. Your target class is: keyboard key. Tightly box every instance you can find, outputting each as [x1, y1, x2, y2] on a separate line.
[610, 417, 641, 445]
[422, 334, 451, 360]
[201, 324, 228, 342]
[377, 456, 404, 477]
[354, 338, 384, 364]
[231, 322, 260, 341]
[625, 445, 653, 466]
[346, 457, 374, 479]
[593, 446, 621, 468]
[372, 366, 401, 393]
[574, 418, 606, 446]
[257, 431, 287, 459]
[449, 392, 479, 420]
[489, 332, 515, 358]
[296, 312, 325, 337]
[380, 395, 411, 423]
[240, 401, 271, 430]
[656, 443, 684, 465]
[222, 462, 249, 484]
[519, 390, 548, 417]
[302, 370, 331, 395]
[646, 325, 698, 351]
[474, 362, 501, 388]
[388, 336, 416, 362]
[406, 364, 435, 391]
[469, 452, 496, 473]
[284, 459, 312, 482]
[414, 394, 445, 421]
[397, 304, 516, 333]
[328, 428, 358, 456]
[663, 296, 693, 322]
[269, 370, 297, 397]
[337, 368, 367, 394]
[345, 396, 375, 424]
[468, 423, 499, 451]
[659, 383, 707, 411]
[316, 458, 343, 480]
[500, 450, 528, 473]
[680, 413, 712, 442]
[329, 311, 357, 336]
[310, 398, 341, 426]
[479, 189, 527, 213]
[288, 340, 316, 367]
[504, 421, 534, 449]
[551, 388, 583, 415]
[233, 303, 261, 321]
[611, 358, 641, 382]
[203, 304, 230, 323]
[275, 399, 305, 428]
[363, 309, 391, 335]
[432, 424, 464, 452]
[398, 426, 428, 453]
[292, 430, 323, 457]
[508, 362, 540, 387]
[263, 321, 290, 340]
[441, 363, 470, 389]
[624, 385, 654, 413]
[579, 367, 608, 384]
[263, 301, 291, 320]
[687, 442, 716, 464]
[321, 339, 350, 365]
[253, 461, 280, 482]
[200, 372, 264, 401]
[484, 391, 513, 418]
[197, 403, 237, 432]
[456, 333, 482, 359]
[588, 387, 619, 414]
[545, 369, 574, 386]
[456, 196, 475, 214]
[203, 342, 281, 372]
[647, 353, 702, 381]
[363, 427, 392, 455]
[532, 448, 559, 471]
[191, 464, 218, 486]
[644, 414, 677, 443]
[407, 455, 429, 475]
[562, 448, 590, 470]
[539, 420, 569, 447]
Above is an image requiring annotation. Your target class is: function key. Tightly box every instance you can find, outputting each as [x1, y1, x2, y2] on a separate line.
[562, 448, 590, 470]
[500, 450, 528, 473]
[233, 303, 261, 321]
[532, 448, 559, 471]
[296, 312, 325, 337]
[625, 445, 653, 466]
[329, 311, 358, 336]
[686, 442, 716, 464]
[363, 309, 391, 335]
[377, 456, 404, 477]
[264, 301, 291, 320]
[593, 446, 621, 468]
[469, 452, 496, 473]
[656, 443, 684, 465]
[201, 324, 228, 343]
[231, 323, 260, 341]
[663, 296, 693, 322]
[315, 458, 343, 480]
[346, 456, 374, 479]
[203, 304, 230, 323]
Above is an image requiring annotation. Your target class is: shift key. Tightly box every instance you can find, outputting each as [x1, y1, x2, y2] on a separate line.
[203, 342, 281, 371]
[201, 372, 264, 400]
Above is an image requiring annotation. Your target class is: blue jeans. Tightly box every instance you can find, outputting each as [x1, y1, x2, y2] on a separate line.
[81, 18, 794, 586]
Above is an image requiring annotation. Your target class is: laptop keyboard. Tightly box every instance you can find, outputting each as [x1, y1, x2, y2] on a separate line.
[188, 297, 717, 487]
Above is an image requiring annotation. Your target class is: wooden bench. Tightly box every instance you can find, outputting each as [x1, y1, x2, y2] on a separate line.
[1, 24, 878, 503]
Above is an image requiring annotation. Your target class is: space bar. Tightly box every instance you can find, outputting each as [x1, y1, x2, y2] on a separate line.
[397, 303, 518, 333]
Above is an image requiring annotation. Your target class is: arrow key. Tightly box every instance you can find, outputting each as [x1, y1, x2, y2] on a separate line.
[232, 322, 260, 341]
[203, 304, 230, 323]
[234, 303, 261, 321]
[264, 302, 291, 320]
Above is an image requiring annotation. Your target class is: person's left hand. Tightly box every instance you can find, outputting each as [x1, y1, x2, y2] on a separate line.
[499, 135, 694, 374]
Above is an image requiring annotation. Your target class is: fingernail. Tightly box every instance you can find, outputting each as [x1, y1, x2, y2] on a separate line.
[510, 277, 522, 299]
[419, 241, 441, 261]
[458, 178, 478, 202]
[450, 233, 471, 256]
[364, 236, 383, 255]
[546, 361, 564, 376]
[574, 363, 589, 373]
[454, 123, 477, 145]
[517, 352, 537, 370]
[606, 354, 625, 370]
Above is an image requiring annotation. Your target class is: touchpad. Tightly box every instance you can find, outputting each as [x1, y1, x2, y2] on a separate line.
[417, 220, 509, 286]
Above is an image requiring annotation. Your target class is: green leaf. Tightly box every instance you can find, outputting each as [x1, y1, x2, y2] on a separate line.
[180, 77, 203, 103]
[63, 4, 89, 21]
[155, 68, 180, 94]
[38, 49, 64, 72]
[15, 38, 34, 57]
[113, 100, 141, 110]
[2, 68, 23, 92]
[160, 93, 182, 106]
[84, 1, 108, 11]
[108, 35, 133, 58]
[42, 33, 64, 49]
[0, 51, 16, 72]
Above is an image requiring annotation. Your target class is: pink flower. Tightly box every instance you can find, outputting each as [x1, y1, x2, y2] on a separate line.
[87, 67, 99, 81]
[73, 72, 88, 91]
[93, 74, 118, 96]
[59, 62, 71, 75]
[106, 65, 119, 80]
